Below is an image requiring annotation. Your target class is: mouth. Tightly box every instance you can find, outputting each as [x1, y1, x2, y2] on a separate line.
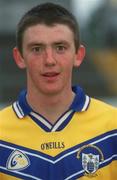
[42, 72, 60, 77]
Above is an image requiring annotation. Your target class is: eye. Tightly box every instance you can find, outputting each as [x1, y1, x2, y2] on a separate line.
[55, 45, 67, 53]
[32, 46, 44, 54]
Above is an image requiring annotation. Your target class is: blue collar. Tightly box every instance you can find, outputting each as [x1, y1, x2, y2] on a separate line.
[12, 86, 90, 119]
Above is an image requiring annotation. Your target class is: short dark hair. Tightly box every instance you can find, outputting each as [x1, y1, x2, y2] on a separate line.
[16, 2, 80, 55]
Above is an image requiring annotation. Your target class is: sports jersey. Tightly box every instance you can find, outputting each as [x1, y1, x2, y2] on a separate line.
[0, 86, 117, 180]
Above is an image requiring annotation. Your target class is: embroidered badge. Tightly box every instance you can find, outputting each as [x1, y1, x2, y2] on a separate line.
[6, 150, 30, 171]
[77, 144, 104, 177]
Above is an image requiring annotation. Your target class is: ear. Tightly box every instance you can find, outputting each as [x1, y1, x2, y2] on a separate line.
[74, 45, 86, 67]
[13, 47, 26, 69]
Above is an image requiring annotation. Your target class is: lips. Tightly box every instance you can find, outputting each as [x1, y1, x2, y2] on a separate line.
[42, 72, 59, 77]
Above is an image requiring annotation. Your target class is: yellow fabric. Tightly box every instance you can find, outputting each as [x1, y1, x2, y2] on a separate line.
[0, 98, 117, 179]
[0, 173, 20, 180]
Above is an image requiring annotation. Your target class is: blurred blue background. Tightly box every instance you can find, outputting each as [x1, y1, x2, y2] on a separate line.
[0, 0, 117, 108]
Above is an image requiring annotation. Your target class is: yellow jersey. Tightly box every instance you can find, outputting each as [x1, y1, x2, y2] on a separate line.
[0, 86, 117, 179]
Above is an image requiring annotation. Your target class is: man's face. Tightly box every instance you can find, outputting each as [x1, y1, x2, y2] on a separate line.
[14, 24, 84, 96]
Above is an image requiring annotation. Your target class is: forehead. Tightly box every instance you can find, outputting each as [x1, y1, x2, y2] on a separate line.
[23, 24, 74, 44]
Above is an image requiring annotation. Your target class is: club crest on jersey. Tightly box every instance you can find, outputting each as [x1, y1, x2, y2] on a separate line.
[82, 153, 99, 175]
[77, 144, 104, 177]
[6, 150, 30, 171]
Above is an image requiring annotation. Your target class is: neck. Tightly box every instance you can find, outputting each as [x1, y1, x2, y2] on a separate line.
[27, 88, 75, 124]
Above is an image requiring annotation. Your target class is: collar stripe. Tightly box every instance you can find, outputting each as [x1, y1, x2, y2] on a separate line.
[51, 110, 74, 132]
[13, 102, 24, 119]
[17, 101, 25, 117]
[30, 112, 52, 129]
[81, 95, 90, 111]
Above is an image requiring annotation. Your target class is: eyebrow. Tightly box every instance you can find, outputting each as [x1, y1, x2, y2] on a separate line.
[27, 40, 70, 48]
[27, 42, 44, 48]
[53, 40, 69, 45]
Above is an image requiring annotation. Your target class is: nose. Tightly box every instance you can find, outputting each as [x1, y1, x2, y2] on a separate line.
[44, 47, 56, 66]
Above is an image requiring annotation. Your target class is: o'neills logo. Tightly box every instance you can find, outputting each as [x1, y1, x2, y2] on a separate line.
[41, 142, 65, 150]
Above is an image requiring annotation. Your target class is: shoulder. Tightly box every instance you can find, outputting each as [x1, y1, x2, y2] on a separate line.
[88, 97, 117, 126]
[90, 97, 117, 112]
[0, 105, 13, 115]
[0, 105, 16, 123]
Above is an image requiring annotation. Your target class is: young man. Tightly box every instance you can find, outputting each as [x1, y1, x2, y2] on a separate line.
[0, 3, 117, 180]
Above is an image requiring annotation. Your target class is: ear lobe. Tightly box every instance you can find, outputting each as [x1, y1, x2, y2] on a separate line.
[74, 45, 86, 67]
[13, 47, 26, 69]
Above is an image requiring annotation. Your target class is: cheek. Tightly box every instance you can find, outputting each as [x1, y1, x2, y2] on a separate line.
[26, 61, 40, 81]
[61, 62, 74, 81]
[28, 65, 40, 78]
[62, 57, 75, 73]
[24, 55, 41, 72]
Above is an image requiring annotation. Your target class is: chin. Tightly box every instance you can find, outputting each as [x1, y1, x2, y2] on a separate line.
[40, 86, 63, 96]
